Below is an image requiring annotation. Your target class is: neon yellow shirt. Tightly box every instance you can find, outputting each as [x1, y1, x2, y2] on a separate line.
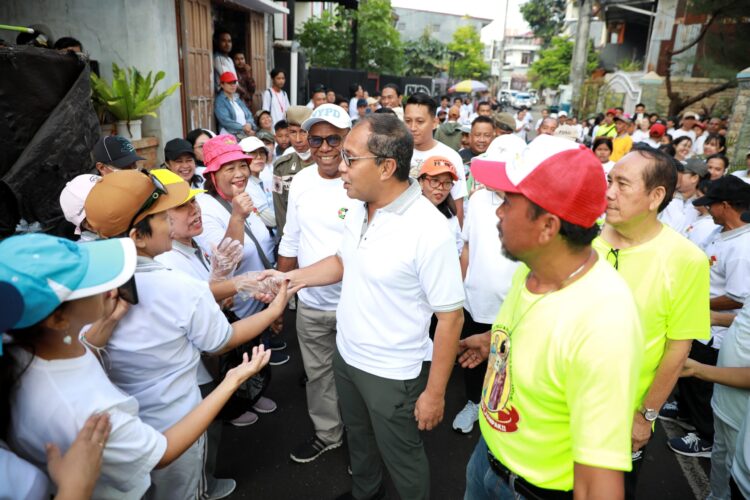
[593, 225, 711, 404]
[595, 123, 617, 138]
[610, 134, 633, 162]
[479, 259, 643, 491]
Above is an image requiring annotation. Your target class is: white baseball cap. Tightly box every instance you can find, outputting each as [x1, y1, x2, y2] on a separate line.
[238, 136, 270, 157]
[59, 174, 101, 234]
[301, 104, 352, 132]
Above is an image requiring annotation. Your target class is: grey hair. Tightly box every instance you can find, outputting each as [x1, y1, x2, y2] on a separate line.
[357, 114, 413, 181]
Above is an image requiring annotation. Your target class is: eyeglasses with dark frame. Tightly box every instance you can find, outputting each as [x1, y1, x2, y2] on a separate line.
[128, 174, 168, 229]
[308, 134, 343, 148]
[420, 175, 454, 191]
[340, 150, 381, 167]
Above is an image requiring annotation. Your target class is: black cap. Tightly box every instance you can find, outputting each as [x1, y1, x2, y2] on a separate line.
[356, 98, 367, 108]
[164, 138, 195, 161]
[693, 175, 750, 206]
[93, 136, 145, 168]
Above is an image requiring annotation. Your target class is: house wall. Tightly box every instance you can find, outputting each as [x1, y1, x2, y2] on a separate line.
[0, 0, 183, 161]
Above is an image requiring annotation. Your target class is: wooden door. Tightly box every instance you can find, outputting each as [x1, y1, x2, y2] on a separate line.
[181, 0, 214, 131]
[247, 11, 267, 95]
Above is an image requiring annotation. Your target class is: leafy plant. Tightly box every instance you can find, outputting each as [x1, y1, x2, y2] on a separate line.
[404, 28, 447, 77]
[616, 57, 643, 72]
[520, 0, 566, 47]
[447, 25, 489, 80]
[90, 63, 180, 122]
[297, 6, 353, 68]
[528, 36, 598, 90]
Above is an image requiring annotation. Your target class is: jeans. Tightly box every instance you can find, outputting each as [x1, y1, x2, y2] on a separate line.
[465, 436, 525, 500]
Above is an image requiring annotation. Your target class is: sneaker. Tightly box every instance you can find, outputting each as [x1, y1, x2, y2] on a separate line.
[205, 478, 236, 500]
[452, 400, 479, 434]
[252, 396, 277, 414]
[230, 411, 258, 427]
[290, 435, 343, 463]
[668, 432, 712, 458]
[269, 351, 290, 366]
[658, 401, 696, 431]
[269, 338, 287, 351]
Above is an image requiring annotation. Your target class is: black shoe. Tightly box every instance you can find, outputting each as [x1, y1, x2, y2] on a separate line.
[334, 483, 386, 500]
[269, 351, 290, 366]
[290, 435, 343, 463]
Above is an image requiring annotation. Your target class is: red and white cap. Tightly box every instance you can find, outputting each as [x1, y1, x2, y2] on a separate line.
[470, 134, 606, 227]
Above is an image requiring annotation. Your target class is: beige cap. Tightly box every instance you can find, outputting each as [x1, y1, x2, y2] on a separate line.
[286, 106, 313, 126]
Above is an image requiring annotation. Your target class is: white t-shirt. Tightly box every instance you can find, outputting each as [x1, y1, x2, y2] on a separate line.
[658, 195, 700, 236]
[642, 138, 661, 149]
[8, 348, 167, 499]
[602, 160, 615, 176]
[410, 141, 468, 201]
[0, 444, 50, 500]
[336, 181, 465, 380]
[448, 215, 463, 255]
[279, 165, 363, 311]
[732, 397, 750, 497]
[260, 163, 275, 208]
[685, 214, 721, 253]
[106, 258, 232, 432]
[693, 134, 707, 155]
[461, 189, 521, 324]
[196, 192, 276, 318]
[732, 169, 750, 184]
[631, 129, 649, 144]
[155, 240, 215, 386]
[706, 224, 750, 349]
[712, 300, 750, 430]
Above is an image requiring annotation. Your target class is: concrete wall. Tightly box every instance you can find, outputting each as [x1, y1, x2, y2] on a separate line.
[393, 7, 490, 45]
[0, 0, 183, 161]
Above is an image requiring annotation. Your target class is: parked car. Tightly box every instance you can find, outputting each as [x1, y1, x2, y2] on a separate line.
[512, 92, 533, 109]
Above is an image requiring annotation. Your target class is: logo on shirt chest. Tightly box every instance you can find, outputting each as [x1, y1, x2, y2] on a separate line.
[338, 207, 349, 219]
[709, 255, 717, 266]
[481, 326, 520, 432]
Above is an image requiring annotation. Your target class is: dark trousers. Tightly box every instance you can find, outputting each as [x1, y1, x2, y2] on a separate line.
[677, 339, 719, 441]
[624, 442, 649, 500]
[459, 308, 492, 404]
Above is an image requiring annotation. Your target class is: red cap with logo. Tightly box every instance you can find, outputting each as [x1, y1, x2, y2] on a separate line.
[649, 123, 666, 138]
[219, 71, 238, 83]
[470, 135, 606, 227]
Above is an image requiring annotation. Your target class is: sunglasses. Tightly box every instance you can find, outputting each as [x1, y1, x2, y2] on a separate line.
[129, 174, 168, 229]
[308, 134, 343, 148]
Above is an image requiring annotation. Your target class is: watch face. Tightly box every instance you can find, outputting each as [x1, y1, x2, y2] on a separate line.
[644, 409, 658, 421]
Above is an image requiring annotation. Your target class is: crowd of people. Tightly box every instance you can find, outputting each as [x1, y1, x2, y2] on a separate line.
[2, 67, 750, 500]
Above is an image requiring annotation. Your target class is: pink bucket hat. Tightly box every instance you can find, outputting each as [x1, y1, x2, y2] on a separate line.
[202, 134, 252, 174]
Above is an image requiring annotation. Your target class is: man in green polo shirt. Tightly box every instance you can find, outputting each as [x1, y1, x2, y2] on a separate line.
[593, 144, 710, 498]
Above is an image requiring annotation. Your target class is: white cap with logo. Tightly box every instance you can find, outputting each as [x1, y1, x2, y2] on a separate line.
[301, 104, 352, 132]
[59, 174, 102, 234]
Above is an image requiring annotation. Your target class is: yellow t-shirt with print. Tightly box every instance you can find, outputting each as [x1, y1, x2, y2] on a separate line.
[593, 224, 710, 405]
[610, 135, 633, 162]
[479, 259, 643, 491]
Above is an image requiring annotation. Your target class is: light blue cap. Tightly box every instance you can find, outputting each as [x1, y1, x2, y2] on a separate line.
[0, 234, 136, 328]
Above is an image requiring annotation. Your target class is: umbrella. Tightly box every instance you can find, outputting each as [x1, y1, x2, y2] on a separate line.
[448, 80, 488, 93]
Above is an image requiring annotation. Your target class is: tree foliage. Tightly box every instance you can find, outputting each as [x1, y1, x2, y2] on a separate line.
[297, 7, 353, 68]
[297, 0, 403, 74]
[446, 25, 489, 80]
[356, 0, 404, 74]
[520, 0, 566, 47]
[528, 36, 597, 90]
[404, 28, 447, 77]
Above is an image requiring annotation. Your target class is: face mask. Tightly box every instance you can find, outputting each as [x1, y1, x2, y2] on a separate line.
[298, 150, 311, 161]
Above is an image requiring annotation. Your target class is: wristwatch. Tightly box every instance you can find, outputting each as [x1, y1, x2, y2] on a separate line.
[640, 407, 658, 422]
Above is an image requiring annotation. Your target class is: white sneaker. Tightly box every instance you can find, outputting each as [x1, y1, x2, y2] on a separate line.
[452, 400, 479, 434]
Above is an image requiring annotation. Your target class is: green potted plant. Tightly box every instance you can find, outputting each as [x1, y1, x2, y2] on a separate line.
[90, 63, 180, 140]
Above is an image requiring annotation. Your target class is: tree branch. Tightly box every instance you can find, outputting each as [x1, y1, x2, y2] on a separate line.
[678, 80, 737, 111]
[669, 6, 724, 57]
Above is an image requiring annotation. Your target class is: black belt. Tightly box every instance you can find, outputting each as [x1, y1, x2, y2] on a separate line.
[486, 450, 573, 500]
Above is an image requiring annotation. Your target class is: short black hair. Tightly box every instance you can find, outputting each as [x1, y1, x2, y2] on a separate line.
[477, 101, 491, 110]
[615, 107, 624, 112]
[704, 133, 726, 151]
[383, 83, 400, 96]
[527, 201, 601, 249]
[697, 177, 713, 195]
[335, 93, 348, 105]
[132, 213, 156, 238]
[311, 83, 327, 94]
[270, 68, 285, 79]
[53, 36, 82, 50]
[348, 83, 362, 98]
[186, 128, 214, 146]
[405, 92, 437, 116]
[635, 103, 645, 108]
[592, 136, 613, 152]
[706, 154, 729, 171]
[374, 107, 396, 115]
[440, 95, 449, 101]
[631, 143, 677, 212]
[673, 136, 693, 149]
[357, 114, 413, 182]
[471, 116, 494, 128]
[274, 120, 289, 131]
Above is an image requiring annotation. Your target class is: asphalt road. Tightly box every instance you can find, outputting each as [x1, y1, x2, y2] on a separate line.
[215, 308, 711, 499]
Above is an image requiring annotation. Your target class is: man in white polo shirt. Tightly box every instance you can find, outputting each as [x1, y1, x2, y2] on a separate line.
[406, 92, 468, 225]
[278, 104, 361, 464]
[265, 113, 464, 499]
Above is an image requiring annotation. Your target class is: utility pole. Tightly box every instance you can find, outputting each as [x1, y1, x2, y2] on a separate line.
[569, 0, 593, 116]
[496, 0, 510, 93]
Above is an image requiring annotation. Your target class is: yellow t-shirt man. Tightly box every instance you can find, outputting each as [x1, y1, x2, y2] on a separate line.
[610, 134, 633, 163]
[593, 224, 711, 405]
[479, 259, 644, 491]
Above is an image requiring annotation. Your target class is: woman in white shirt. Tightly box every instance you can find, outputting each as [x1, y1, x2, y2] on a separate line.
[0, 234, 270, 500]
[261, 68, 290, 127]
[417, 156, 463, 254]
[239, 136, 276, 229]
[593, 136, 615, 176]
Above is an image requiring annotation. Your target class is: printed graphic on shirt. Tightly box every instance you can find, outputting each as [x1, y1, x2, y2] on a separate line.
[481, 326, 520, 432]
[338, 207, 349, 219]
[273, 175, 294, 194]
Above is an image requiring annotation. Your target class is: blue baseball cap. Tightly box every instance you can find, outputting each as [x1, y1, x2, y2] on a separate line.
[0, 234, 137, 328]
